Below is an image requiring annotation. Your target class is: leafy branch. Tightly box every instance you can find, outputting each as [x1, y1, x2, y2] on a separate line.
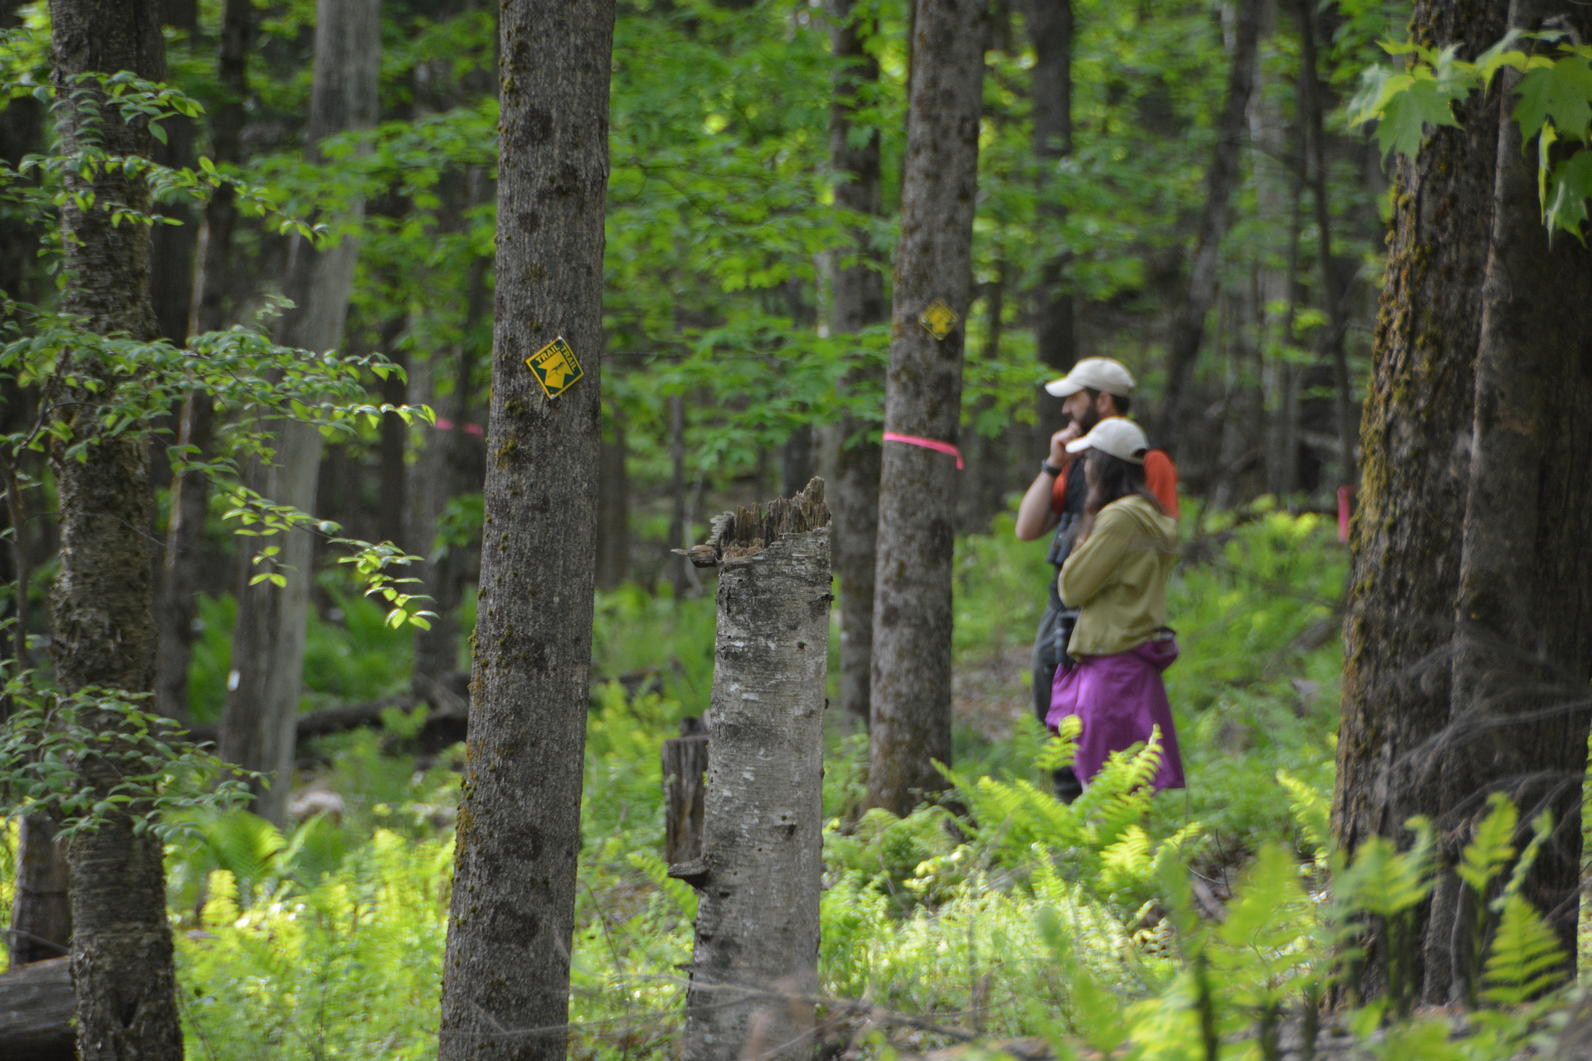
[1349, 30, 1592, 237]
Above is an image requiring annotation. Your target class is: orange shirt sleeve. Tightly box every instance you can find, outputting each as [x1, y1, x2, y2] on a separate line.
[1144, 450, 1179, 519]
[1049, 461, 1071, 514]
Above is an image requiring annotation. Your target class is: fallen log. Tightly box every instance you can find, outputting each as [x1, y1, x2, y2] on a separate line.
[0, 956, 74, 1061]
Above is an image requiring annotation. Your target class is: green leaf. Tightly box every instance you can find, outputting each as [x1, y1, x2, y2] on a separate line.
[1375, 73, 1468, 159]
[1512, 56, 1592, 141]
[1475, 30, 1529, 90]
[1545, 148, 1592, 238]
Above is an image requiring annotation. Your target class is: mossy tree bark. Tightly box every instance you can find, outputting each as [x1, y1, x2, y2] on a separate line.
[218, 0, 379, 826]
[437, 2, 615, 1058]
[826, 0, 886, 732]
[1330, 0, 1592, 1007]
[45, 0, 184, 1054]
[681, 482, 830, 1061]
[866, 0, 986, 816]
[1419, 0, 1592, 1004]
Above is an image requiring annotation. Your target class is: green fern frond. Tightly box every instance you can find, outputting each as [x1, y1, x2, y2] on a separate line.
[1457, 792, 1517, 896]
[1035, 716, 1082, 772]
[1334, 828, 1434, 919]
[203, 808, 285, 903]
[1277, 769, 1330, 862]
[281, 813, 349, 889]
[1099, 825, 1153, 896]
[201, 868, 240, 930]
[627, 848, 698, 920]
[1498, 810, 1552, 908]
[1481, 893, 1566, 1006]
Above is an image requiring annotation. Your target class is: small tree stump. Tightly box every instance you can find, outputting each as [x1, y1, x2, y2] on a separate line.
[663, 717, 709, 876]
[0, 956, 75, 1060]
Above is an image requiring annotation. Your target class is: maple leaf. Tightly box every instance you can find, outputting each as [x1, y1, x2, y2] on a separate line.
[1374, 73, 1467, 160]
[1512, 56, 1592, 142]
[1545, 149, 1592, 241]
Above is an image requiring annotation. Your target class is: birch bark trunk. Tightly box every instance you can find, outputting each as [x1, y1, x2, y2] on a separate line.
[155, 0, 253, 723]
[218, 0, 379, 826]
[682, 482, 830, 1061]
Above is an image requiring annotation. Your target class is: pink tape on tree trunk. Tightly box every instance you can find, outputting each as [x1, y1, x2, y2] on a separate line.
[882, 432, 965, 470]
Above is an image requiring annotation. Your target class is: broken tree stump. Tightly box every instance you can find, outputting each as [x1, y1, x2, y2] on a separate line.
[681, 478, 831, 1061]
[663, 717, 709, 875]
[0, 956, 75, 1060]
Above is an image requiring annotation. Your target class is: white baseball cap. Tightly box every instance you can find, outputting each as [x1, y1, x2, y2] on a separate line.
[1065, 417, 1149, 464]
[1044, 357, 1136, 398]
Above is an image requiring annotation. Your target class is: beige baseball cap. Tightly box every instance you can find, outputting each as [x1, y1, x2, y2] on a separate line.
[1044, 357, 1136, 398]
[1065, 417, 1149, 464]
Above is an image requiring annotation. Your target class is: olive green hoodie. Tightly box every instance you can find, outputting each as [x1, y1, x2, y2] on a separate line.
[1058, 494, 1177, 657]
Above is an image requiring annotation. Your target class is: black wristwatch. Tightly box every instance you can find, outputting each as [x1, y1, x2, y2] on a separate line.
[1040, 460, 1063, 477]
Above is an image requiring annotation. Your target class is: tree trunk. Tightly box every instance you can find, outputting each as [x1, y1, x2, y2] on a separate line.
[958, 259, 1014, 534]
[6, 816, 71, 969]
[595, 394, 630, 589]
[1023, 0, 1075, 437]
[147, 0, 197, 346]
[1293, 0, 1355, 489]
[1159, 0, 1261, 459]
[45, 1, 185, 1054]
[1331, 0, 1506, 1005]
[826, 0, 886, 731]
[410, 269, 487, 706]
[681, 482, 830, 1061]
[662, 722, 708, 870]
[866, 0, 985, 816]
[154, 0, 254, 723]
[377, 330, 410, 545]
[0, 956, 74, 1061]
[669, 391, 691, 599]
[218, 0, 380, 826]
[437, 2, 615, 1057]
[1420, 0, 1592, 1004]
[1, 0, 71, 979]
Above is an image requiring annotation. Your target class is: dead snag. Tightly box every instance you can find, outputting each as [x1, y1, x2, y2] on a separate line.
[663, 717, 709, 871]
[682, 478, 831, 1061]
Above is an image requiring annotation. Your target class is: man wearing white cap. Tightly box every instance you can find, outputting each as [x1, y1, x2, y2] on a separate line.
[1014, 357, 1178, 799]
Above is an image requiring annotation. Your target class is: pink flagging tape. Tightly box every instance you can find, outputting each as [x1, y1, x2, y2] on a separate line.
[435, 417, 485, 437]
[883, 431, 965, 470]
[1337, 484, 1353, 544]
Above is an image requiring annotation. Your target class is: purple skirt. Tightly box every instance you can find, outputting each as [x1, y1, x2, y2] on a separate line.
[1046, 636, 1185, 791]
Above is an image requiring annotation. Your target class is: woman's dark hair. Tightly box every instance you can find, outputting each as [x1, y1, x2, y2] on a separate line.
[1077, 448, 1162, 540]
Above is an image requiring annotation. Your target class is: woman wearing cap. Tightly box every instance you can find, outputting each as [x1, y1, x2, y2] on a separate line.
[1045, 416, 1185, 792]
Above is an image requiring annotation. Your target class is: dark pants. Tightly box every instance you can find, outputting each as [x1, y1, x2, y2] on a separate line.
[1032, 604, 1083, 802]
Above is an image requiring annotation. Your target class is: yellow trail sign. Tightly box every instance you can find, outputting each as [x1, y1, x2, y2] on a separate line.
[525, 336, 585, 400]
